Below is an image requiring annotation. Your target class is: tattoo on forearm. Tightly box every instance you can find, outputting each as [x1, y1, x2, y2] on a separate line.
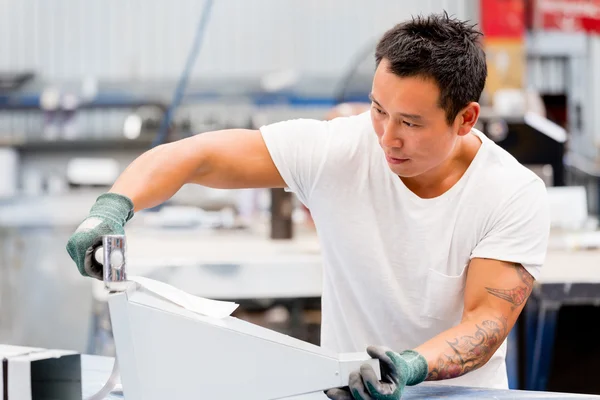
[426, 316, 508, 381]
[485, 264, 534, 310]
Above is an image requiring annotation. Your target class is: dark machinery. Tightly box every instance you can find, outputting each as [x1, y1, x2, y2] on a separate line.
[477, 111, 567, 187]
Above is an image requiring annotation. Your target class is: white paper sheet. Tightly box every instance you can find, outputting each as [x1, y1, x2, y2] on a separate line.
[128, 275, 239, 318]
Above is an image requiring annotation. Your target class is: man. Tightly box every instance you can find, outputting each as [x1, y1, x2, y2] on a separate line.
[67, 13, 550, 400]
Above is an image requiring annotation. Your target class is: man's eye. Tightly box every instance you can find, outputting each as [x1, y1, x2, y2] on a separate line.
[403, 121, 417, 128]
[375, 108, 385, 115]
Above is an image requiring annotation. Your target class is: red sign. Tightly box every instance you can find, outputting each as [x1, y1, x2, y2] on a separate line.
[481, 0, 526, 38]
[535, 0, 600, 33]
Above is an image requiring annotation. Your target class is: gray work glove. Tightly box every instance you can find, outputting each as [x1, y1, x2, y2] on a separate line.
[325, 347, 428, 400]
[66, 193, 134, 279]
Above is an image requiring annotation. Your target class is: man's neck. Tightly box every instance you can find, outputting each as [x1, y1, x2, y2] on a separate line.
[400, 133, 482, 199]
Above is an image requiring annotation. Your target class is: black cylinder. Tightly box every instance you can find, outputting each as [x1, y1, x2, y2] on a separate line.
[270, 188, 293, 239]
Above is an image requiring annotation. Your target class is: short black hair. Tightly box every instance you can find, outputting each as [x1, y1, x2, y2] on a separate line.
[375, 12, 487, 124]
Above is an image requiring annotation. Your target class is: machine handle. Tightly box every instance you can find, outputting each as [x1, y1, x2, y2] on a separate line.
[95, 235, 129, 291]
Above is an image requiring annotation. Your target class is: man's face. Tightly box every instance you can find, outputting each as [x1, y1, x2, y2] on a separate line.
[370, 59, 459, 178]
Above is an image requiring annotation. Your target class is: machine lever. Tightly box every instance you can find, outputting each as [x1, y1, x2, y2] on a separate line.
[94, 235, 129, 291]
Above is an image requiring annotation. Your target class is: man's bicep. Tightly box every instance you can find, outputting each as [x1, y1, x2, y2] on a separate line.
[187, 129, 287, 189]
[463, 258, 535, 323]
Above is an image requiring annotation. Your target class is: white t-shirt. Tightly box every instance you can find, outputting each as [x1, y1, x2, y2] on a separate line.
[259, 111, 550, 389]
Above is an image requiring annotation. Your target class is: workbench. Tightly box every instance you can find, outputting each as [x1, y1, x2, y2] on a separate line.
[104, 225, 324, 300]
[81, 354, 600, 399]
[99, 228, 600, 302]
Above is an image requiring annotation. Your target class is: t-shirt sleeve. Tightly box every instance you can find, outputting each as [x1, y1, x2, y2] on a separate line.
[259, 118, 332, 206]
[470, 178, 551, 280]
[259, 112, 369, 206]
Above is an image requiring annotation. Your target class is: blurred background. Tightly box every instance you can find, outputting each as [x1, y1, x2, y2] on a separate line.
[0, 0, 599, 395]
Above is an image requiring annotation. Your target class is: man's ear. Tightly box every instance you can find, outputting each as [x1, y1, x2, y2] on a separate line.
[456, 102, 480, 136]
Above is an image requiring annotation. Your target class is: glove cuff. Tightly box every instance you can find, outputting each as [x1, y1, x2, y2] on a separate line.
[399, 350, 428, 386]
[89, 192, 135, 226]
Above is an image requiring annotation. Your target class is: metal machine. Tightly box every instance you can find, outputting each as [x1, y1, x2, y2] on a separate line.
[95, 234, 379, 400]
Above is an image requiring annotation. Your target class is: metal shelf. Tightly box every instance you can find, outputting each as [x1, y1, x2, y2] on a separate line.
[0, 136, 155, 152]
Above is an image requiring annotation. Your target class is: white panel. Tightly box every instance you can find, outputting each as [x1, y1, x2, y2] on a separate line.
[590, 35, 600, 148]
[527, 31, 587, 56]
[562, 35, 600, 172]
[0, 0, 473, 80]
[0, 0, 11, 71]
[109, 290, 379, 400]
[14, 0, 28, 70]
[527, 56, 567, 94]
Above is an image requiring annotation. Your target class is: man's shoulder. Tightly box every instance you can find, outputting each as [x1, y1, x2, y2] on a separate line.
[475, 138, 545, 193]
[320, 111, 380, 163]
[327, 111, 374, 138]
[465, 139, 548, 219]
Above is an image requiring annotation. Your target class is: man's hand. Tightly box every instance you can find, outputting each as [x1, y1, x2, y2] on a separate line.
[66, 193, 134, 279]
[325, 347, 427, 400]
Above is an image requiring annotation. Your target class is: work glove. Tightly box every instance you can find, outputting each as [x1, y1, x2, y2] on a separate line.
[325, 346, 428, 400]
[66, 193, 134, 279]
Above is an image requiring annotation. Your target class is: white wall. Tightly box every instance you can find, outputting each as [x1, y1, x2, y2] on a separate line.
[0, 0, 475, 81]
[589, 35, 600, 152]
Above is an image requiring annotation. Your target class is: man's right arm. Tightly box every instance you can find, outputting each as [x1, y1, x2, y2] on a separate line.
[67, 128, 286, 278]
[110, 129, 286, 212]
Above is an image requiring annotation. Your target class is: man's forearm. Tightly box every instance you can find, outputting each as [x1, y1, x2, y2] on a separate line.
[109, 128, 284, 212]
[415, 314, 508, 381]
[110, 138, 210, 212]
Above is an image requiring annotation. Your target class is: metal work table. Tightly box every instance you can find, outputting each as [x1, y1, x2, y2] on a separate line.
[81, 355, 600, 399]
[100, 229, 599, 301]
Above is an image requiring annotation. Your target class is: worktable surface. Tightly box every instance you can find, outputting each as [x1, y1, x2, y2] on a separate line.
[96, 226, 600, 301]
[82, 355, 600, 399]
[122, 227, 600, 281]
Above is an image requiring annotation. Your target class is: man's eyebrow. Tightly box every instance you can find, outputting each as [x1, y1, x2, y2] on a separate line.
[369, 93, 424, 121]
[398, 112, 424, 121]
[368, 93, 382, 108]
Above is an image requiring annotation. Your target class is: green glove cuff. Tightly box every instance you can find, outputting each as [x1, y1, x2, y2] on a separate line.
[89, 192, 135, 226]
[398, 350, 428, 386]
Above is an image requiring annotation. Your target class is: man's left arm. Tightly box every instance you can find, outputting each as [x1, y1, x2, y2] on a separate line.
[414, 178, 549, 383]
[415, 257, 534, 381]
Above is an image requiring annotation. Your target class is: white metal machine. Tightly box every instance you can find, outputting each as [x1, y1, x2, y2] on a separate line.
[97, 235, 380, 400]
